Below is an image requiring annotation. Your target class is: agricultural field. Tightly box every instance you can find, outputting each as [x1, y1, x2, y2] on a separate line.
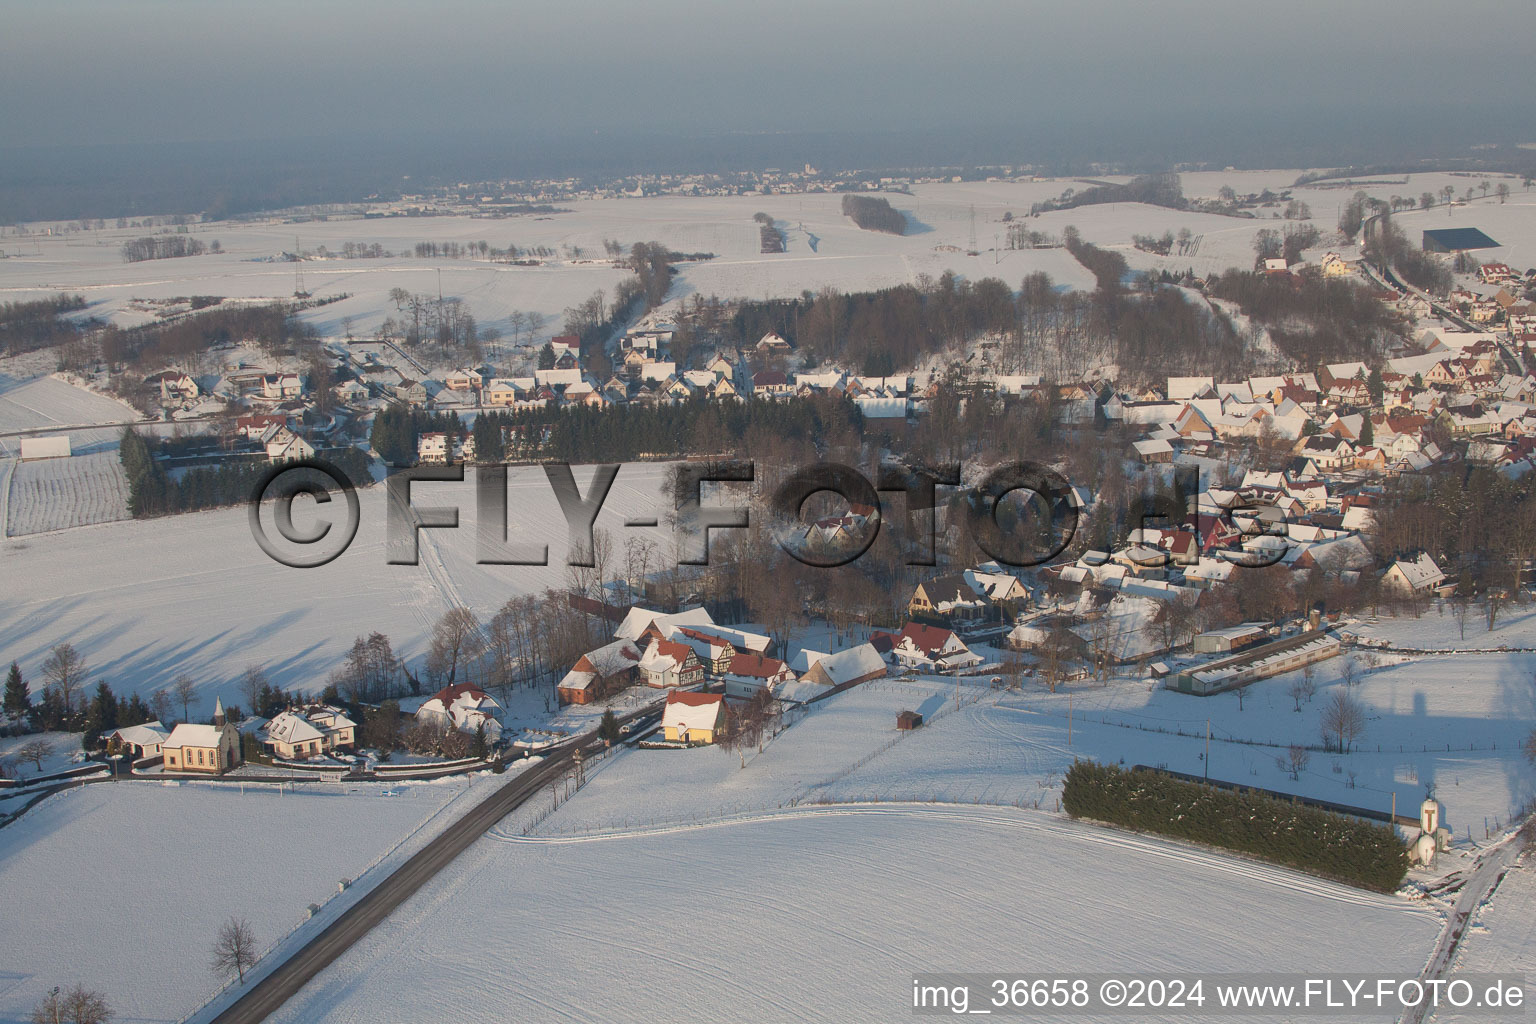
[5, 449, 130, 535]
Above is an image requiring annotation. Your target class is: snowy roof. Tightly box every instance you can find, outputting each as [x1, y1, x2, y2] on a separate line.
[788, 649, 829, 674]
[1390, 553, 1446, 589]
[661, 690, 724, 734]
[855, 396, 908, 419]
[558, 670, 597, 693]
[263, 711, 325, 746]
[580, 638, 643, 677]
[811, 644, 885, 685]
[614, 606, 715, 641]
[165, 723, 226, 748]
[108, 722, 168, 746]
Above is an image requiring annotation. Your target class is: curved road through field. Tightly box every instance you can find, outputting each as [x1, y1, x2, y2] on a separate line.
[206, 701, 661, 1024]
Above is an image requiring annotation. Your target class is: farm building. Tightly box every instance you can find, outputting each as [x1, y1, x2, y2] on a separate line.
[1169, 630, 1341, 696]
[558, 639, 641, 704]
[802, 644, 887, 690]
[1192, 624, 1269, 655]
[1421, 228, 1500, 254]
[19, 435, 71, 460]
[896, 710, 923, 730]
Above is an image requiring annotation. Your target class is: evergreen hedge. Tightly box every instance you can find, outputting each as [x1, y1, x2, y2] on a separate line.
[1062, 761, 1408, 893]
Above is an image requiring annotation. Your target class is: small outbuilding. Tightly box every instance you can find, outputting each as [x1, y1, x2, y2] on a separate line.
[19, 435, 71, 461]
[896, 710, 923, 731]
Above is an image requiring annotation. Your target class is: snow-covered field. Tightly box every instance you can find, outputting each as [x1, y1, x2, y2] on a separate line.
[264, 802, 1438, 1024]
[5, 449, 129, 535]
[510, 628, 1532, 853]
[0, 776, 495, 1023]
[0, 375, 139, 438]
[0, 463, 677, 716]
[3, 173, 1530, 364]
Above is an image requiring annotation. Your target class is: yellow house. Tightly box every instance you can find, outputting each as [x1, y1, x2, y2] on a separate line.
[660, 690, 725, 744]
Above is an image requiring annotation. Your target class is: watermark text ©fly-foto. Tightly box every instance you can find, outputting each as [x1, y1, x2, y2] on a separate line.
[247, 459, 1291, 571]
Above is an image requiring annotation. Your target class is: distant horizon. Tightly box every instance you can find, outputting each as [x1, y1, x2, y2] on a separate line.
[5, 115, 1536, 226]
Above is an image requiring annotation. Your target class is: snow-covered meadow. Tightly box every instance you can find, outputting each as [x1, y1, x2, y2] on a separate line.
[0, 776, 497, 1024]
[264, 802, 1438, 1024]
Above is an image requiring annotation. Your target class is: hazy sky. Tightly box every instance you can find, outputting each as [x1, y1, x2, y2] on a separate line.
[5, 0, 1535, 149]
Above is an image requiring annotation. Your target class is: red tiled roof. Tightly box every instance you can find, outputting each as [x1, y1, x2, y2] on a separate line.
[431, 682, 490, 705]
[899, 622, 957, 655]
[728, 652, 788, 678]
[666, 689, 722, 707]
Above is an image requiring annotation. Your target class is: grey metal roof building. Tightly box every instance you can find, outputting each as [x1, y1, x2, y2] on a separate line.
[1422, 227, 1500, 252]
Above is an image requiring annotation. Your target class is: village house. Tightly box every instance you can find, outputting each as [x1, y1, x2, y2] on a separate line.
[1382, 553, 1448, 597]
[637, 638, 706, 689]
[417, 431, 474, 464]
[891, 623, 983, 673]
[444, 367, 483, 391]
[414, 683, 503, 742]
[263, 704, 357, 759]
[908, 574, 989, 623]
[261, 372, 304, 400]
[333, 379, 369, 404]
[262, 424, 316, 463]
[720, 652, 797, 698]
[147, 370, 200, 403]
[801, 643, 886, 689]
[236, 413, 288, 440]
[104, 721, 169, 758]
[660, 690, 726, 744]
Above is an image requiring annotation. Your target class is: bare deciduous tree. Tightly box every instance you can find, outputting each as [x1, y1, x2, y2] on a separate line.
[239, 666, 269, 719]
[17, 738, 55, 771]
[1277, 744, 1310, 780]
[172, 674, 197, 722]
[1320, 690, 1366, 753]
[212, 917, 259, 984]
[31, 983, 113, 1024]
[426, 608, 485, 686]
[149, 689, 173, 727]
[42, 643, 87, 715]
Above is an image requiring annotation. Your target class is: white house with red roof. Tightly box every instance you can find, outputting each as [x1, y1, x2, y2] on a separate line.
[891, 623, 982, 673]
[637, 638, 705, 689]
[721, 652, 797, 698]
[414, 683, 503, 742]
